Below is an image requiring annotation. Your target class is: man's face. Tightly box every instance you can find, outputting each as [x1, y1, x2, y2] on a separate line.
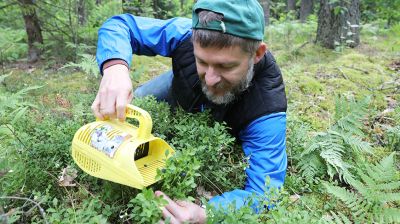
[193, 41, 254, 105]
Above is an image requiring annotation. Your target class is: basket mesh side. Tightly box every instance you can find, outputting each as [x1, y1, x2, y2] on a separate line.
[73, 150, 101, 173]
[126, 110, 141, 118]
[138, 160, 165, 186]
[77, 126, 96, 144]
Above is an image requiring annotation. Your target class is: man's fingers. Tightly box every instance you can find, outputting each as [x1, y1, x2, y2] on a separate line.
[91, 94, 104, 120]
[128, 91, 134, 103]
[175, 200, 190, 207]
[116, 91, 131, 121]
[156, 191, 179, 224]
[161, 208, 178, 224]
[155, 191, 181, 218]
[92, 64, 132, 121]
[99, 88, 116, 119]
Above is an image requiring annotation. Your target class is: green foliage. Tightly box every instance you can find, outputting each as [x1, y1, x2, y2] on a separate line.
[324, 152, 400, 223]
[0, 1, 24, 28]
[123, 0, 154, 17]
[361, 0, 400, 26]
[286, 114, 313, 160]
[38, 0, 121, 62]
[206, 202, 259, 224]
[0, 75, 41, 172]
[88, 1, 122, 27]
[46, 197, 110, 224]
[0, 90, 91, 196]
[133, 96, 172, 138]
[384, 125, 400, 151]
[157, 150, 201, 200]
[0, 81, 42, 198]
[206, 183, 324, 223]
[170, 109, 246, 193]
[123, 0, 192, 19]
[265, 19, 317, 63]
[268, 1, 289, 22]
[260, 190, 324, 223]
[299, 95, 373, 182]
[127, 188, 167, 224]
[0, 28, 27, 63]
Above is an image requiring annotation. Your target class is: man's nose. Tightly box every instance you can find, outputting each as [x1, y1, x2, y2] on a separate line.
[205, 67, 221, 87]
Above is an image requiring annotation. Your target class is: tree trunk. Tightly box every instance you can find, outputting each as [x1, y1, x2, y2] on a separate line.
[259, 0, 270, 26]
[316, 0, 360, 49]
[300, 0, 313, 22]
[18, 0, 43, 63]
[152, 0, 159, 18]
[96, 0, 101, 5]
[122, 0, 128, 13]
[122, 0, 136, 14]
[77, 0, 86, 25]
[122, 0, 146, 15]
[287, 0, 296, 11]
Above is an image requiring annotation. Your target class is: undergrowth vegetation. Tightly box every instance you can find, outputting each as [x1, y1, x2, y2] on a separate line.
[1, 20, 399, 224]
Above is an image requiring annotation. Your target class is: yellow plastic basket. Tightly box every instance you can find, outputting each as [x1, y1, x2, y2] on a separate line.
[71, 104, 174, 189]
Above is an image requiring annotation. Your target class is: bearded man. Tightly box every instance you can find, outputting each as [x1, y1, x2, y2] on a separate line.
[93, 0, 287, 222]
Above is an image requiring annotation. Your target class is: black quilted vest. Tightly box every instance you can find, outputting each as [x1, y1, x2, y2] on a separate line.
[170, 38, 287, 136]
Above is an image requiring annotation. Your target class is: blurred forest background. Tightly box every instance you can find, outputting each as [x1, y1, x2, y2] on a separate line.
[0, 0, 398, 64]
[1, 0, 400, 223]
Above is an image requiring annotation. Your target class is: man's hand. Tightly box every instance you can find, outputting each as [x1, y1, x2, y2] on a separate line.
[91, 64, 133, 121]
[155, 191, 206, 224]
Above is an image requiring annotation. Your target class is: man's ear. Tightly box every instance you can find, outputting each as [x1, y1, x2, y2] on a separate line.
[253, 42, 267, 64]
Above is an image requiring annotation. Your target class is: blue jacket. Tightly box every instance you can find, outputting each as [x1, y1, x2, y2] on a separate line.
[96, 14, 287, 211]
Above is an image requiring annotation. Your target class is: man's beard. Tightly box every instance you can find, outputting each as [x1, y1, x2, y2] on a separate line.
[201, 59, 254, 105]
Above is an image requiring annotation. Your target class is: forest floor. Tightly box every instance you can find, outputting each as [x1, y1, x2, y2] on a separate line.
[1, 21, 399, 223]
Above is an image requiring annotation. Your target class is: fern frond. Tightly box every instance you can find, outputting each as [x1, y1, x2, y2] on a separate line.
[323, 211, 352, 224]
[364, 152, 397, 183]
[380, 208, 400, 223]
[335, 117, 365, 136]
[373, 181, 400, 191]
[325, 153, 400, 223]
[298, 153, 325, 181]
[324, 183, 370, 220]
[318, 131, 352, 179]
[301, 132, 328, 156]
[357, 166, 399, 194]
[377, 192, 400, 203]
[62, 54, 99, 78]
[339, 132, 373, 154]
[377, 152, 396, 173]
[334, 95, 370, 136]
[320, 148, 351, 177]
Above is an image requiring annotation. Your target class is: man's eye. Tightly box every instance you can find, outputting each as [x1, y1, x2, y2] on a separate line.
[198, 61, 207, 66]
[221, 65, 235, 69]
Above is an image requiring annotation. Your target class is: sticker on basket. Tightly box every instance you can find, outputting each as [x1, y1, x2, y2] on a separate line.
[90, 125, 131, 158]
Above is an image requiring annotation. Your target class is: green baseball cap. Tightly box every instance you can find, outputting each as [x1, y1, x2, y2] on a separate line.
[192, 0, 265, 41]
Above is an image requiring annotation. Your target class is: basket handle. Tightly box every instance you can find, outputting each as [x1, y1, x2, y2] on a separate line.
[124, 104, 153, 139]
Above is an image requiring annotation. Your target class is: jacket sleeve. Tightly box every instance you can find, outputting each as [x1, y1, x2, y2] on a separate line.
[96, 14, 192, 71]
[208, 112, 287, 212]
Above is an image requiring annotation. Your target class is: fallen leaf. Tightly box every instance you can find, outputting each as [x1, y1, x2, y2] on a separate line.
[196, 186, 214, 200]
[58, 166, 77, 187]
[289, 194, 301, 203]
